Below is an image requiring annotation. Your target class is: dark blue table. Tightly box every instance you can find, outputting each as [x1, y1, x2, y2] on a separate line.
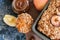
[0, 0, 26, 40]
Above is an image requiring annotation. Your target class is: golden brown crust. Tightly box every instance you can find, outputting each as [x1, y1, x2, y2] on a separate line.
[16, 13, 33, 33]
[38, 0, 60, 40]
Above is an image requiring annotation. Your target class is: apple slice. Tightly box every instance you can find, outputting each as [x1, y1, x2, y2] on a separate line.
[33, 0, 48, 11]
[3, 15, 16, 27]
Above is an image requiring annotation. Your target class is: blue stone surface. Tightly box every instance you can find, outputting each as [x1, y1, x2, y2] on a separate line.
[0, 0, 26, 40]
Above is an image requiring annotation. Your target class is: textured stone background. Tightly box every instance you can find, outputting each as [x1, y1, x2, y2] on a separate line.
[0, 0, 26, 40]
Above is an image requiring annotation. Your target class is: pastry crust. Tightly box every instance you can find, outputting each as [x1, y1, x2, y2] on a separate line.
[38, 0, 60, 40]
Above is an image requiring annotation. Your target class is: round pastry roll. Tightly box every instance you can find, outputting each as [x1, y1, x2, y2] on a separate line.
[12, 0, 29, 14]
[16, 13, 33, 33]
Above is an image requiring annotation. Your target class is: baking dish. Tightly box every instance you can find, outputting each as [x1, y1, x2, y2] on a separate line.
[32, 0, 50, 40]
